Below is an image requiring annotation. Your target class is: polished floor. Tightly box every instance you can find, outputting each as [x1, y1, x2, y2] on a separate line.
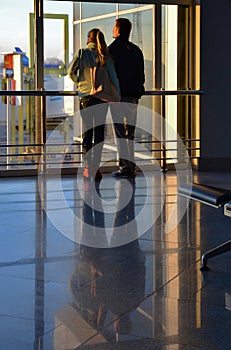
[0, 170, 231, 350]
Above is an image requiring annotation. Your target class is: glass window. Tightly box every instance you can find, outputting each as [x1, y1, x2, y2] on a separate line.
[81, 3, 116, 18]
[118, 4, 143, 11]
[0, 0, 34, 55]
[44, 18, 65, 62]
[0, 0, 35, 167]
[44, 1, 73, 62]
[0, 1, 200, 171]
[117, 10, 153, 91]
[81, 18, 116, 48]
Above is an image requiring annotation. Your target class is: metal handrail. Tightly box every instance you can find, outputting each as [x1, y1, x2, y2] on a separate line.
[0, 89, 202, 174]
[0, 90, 77, 97]
[145, 90, 203, 96]
[0, 89, 204, 97]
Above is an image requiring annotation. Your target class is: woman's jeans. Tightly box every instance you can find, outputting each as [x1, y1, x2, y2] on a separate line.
[80, 96, 108, 169]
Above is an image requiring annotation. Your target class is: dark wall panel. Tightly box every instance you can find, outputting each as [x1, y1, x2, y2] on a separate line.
[200, 0, 231, 169]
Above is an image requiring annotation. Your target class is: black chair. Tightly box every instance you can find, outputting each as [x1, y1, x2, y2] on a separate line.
[178, 183, 231, 271]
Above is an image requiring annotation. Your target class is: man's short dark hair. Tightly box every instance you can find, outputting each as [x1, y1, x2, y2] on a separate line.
[115, 18, 132, 40]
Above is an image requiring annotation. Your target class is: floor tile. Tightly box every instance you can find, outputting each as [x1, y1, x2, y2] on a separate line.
[0, 172, 231, 349]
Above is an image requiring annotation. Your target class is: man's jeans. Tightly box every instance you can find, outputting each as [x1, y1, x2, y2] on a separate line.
[80, 96, 108, 168]
[110, 96, 138, 171]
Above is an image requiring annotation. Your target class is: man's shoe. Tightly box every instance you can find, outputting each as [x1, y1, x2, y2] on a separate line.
[95, 169, 102, 181]
[112, 168, 136, 178]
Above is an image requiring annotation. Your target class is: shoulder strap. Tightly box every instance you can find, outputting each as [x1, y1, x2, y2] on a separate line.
[84, 48, 97, 67]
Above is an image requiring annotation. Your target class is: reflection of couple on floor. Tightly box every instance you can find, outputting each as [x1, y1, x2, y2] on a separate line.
[81, 178, 137, 248]
[70, 179, 146, 340]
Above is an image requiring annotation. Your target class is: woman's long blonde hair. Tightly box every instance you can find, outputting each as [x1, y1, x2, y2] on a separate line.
[96, 30, 111, 66]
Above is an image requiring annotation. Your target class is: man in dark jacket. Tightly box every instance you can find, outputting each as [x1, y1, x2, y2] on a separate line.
[109, 18, 145, 177]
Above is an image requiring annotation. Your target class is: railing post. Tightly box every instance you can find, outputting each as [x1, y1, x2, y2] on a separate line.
[41, 90, 47, 173]
[34, 0, 44, 171]
[161, 90, 167, 173]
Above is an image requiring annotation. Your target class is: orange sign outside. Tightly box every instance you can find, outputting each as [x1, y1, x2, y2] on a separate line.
[4, 54, 13, 69]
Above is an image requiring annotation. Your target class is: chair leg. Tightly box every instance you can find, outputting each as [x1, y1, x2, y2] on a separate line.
[200, 240, 231, 271]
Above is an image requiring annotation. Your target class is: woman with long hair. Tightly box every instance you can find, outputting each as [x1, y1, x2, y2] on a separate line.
[68, 29, 120, 181]
[96, 30, 110, 65]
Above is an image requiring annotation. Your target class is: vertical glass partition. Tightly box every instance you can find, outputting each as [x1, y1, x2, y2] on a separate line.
[0, 1, 200, 172]
[0, 1, 74, 172]
[72, 1, 200, 169]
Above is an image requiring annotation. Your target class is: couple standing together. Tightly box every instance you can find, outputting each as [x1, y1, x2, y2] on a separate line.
[68, 18, 145, 181]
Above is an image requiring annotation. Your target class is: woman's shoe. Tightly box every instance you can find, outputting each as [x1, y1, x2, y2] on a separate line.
[83, 166, 90, 179]
[83, 166, 102, 181]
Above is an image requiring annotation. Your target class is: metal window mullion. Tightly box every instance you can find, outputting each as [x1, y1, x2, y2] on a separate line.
[34, 0, 45, 168]
[72, 4, 154, 25]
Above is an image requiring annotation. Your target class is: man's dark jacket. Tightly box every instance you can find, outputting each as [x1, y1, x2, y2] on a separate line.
[109, 37, 145, 99]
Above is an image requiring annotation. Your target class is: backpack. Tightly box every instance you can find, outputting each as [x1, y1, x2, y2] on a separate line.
[90, 64, 121, 102]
